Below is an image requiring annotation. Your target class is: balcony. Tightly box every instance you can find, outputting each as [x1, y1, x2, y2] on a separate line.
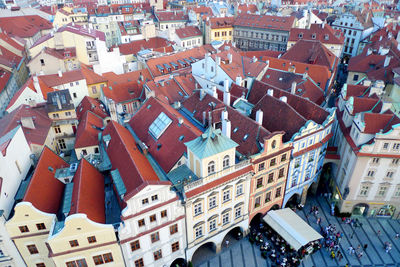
[86, 45, 97, 51]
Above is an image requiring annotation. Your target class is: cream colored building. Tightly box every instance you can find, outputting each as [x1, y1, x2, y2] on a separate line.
[182, 127, 253, 261]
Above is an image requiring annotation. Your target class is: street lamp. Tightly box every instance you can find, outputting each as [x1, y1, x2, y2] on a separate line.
[351, 219, 363, 239]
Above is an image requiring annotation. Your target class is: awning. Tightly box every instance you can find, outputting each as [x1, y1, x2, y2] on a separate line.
[263, 208, 323, 251]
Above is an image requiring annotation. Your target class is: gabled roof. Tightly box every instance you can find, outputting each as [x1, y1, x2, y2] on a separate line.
[343, 84, 369, 100]
[237, 3, 258, 14]
[102, 69, 151, 103]
[362, 112, 400, 134]
[351, 96, 381, 115]
[206, 17, 235, 29]
[175, 26, 202, 39]
[281, 39, 337, 70]
[57, 23, 106, 41]
[128, 97, 202, 173]
[288, 23, 344, 45]
[74, 111, 103, 149]
[23, 147, 68, 213]
[40, 70, 85, 87]
[69, 159, 105, 223]
[40, 47, 76, 60]
[155, 11, 188, 22]
[185, 127, 238, 159]
[102, 121, 162, 201]
[0, 104, 52, 146]
[80, 65, 107, 85]
[118, 37, 174, 56]
[234, 14, 294, 32]
[182, 91, 271, 156]
[145, 78, 188, 105]
[0, 15, 52, 38]
[76, 96, 109, 120]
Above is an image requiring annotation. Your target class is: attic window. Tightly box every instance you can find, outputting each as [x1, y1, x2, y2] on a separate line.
[179, 135, 184, 141]
[324, 34, 329, 40]
[298, 33, 303, 38]
[149, 112, 172, 139]
[243, 134, 249, 141]
[233, 127, 238, 133]
[312, 34, 316, 39]
[147, 105, 152, 109]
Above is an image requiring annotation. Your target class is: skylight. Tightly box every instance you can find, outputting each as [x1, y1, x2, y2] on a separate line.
[149, 112, 172, 139]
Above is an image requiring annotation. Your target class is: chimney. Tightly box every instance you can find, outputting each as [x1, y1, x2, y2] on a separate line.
[303, 72, 308, 79]
[178, 117, 184, 125]
[58, 70, 62, 77]
[223, 83, 230, 106]
[267, 89, 273, 96]
[384, 55, 392, 67]
[221, 109, 228, 120]
[56, 94, 62, 110]
[208, 111, 212, 127]
[235, 75, 242, 86]
[216, 56, 221, 66]
[203, 111, 207, 125]
[322, 21, 325, 28]
[21, 117, 35, 129]
[212, 86, 218, 98]
[140, 72, 144, 81]
[256, 109, 263, 125]
[227, 53, 232, 64]
[291, 81, 297, 94]
[252, 56, 257, 63]
[367, 48, 372, 55]
[200, 89, 206, 100]
[279, 96, 288, 103]
[265, 60, 269, 69]
[222, 119, 231, 139]
[32, 75, 42, 97]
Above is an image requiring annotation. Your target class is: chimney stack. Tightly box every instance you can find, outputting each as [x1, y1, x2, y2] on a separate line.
[256, 109, 263, 125]
[212, 86, 218, 98]
[222, 119, 231, 139]
[32, 75, 42, 97]
[208, 111, 212, 127]
[367, 48, 372, 55]
[56, 94, 62, 110]
[252, 56, 257, 63]
[384, 55, 392, 67]
[235, 75, 242, 86]
[200, 89, 206, 100]
[58, 70, 62, 77]
[227, 53, 232, 64]
[267, 89, 273, 96]
[223, 79, 230, 106]
[291, 81, 297, 94]
[203, 111, 207, 125]
[279, 96, 288, 103]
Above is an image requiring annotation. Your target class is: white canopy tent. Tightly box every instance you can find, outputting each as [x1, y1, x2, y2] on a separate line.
[263, 208, 323, 251]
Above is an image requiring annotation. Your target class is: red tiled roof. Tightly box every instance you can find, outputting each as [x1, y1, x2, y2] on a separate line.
[42, 47, 76, 60]
[145, 78, 187, 105]
[57, 23, 106, 42]
[155, 11, 188, 22]
[128, 97, 202, 173]
[0, 69, 11, 94]
[76, 96, 109, 120]
[237, 3, 258, 14]
[188, 6, 213, 16]
[351, 97, 381, 115]
[0, 104, 52, 146]
[0, 32, 25, 51]
[234, 14, 294, 32]
[118, 37, 174, 56]
[23, 147, 68, 213]
[69, 159, 105, 223]
[240, 50, 282, 59]
[0, 42, 23, 69]
[344, 84, 369, 100]
[206, 17, 235, 29]
[312, 10, 329, 21]
[281, 39, 337, 70]
[175, 26, 202, 39]
[40, 70, 85, 87]
[74, 111, 103, 149]
[289, 24, 344, 45]
[0, 15, 52, 38]
[103, 121, 163, 201]
[102, 69, 151, 103]
[363, 112, 400, 134]
[173, 73, 198, 96]
[182, 91, 271, 156]
[80, 64, 107, 85]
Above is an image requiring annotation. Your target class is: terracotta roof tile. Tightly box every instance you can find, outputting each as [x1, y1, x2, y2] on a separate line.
[363, 112, 400, 134]
[76, 96, 109, 120]
[155, 11, 188, 22]
[206, 17, 235, 29]
[69, 159, 105, 223]
[23, 147, 68, 213]
[175, 26, 202, 39]
[237, 3, 258, 14]
[344, 84, 369, 100]
[80, 65, 107, 85]
[289, 24, 344, 45]
[234, 14, 294, 32]
[118, 37, 174, 56]
[351, 97, 381, 115]
[74, 111, 103, 149]
[0, 15, 52, 38]
[40, 70, 85, 87]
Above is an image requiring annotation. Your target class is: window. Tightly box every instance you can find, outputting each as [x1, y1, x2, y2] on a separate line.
[73, 93, 77, 98]
[222, 212, 229, 225]
[161, 210, 167, 218]
[92, 86, 97, 94]
[19, 225, 29, 233]
[54, 125, 61, 134]
[278, 168, 285, 178]
[69, 240, 79, 247]
[254, 196, 261, 208]
[65, 111, 71, 116]
[268, 173, 274, 183]
[395, 187, 400, 197]
[295, 158, 301, 168]
[258, 162, 265, 171]
[392, 159, 399, 165]
[209, 196, 217, 209]
[131, 240, 140, 251]
[281, 154, 287, 162]
[142, 198, 149, 205]
[135, 259, 144, 267]
[36, 223, 46, 230]
[223, 190, 230, 202]
[372, 158, 380, 164]
[393, 143, 400, 150]
[93, 255, 104, 265]
[150, 214, 156, 222]
[353, 74, 359, 81]
[66, 259, 87, 267]
[378, 186, 387, 197]
[270, 158, 276, 166]
[265, 191, 271, 203]
[386, 171, 394, 178]
[171, 241, 180, 252]
[275, 187, 281, 198]
[194, 203, 202, 216]
[27, 244, 38, 254]
[151, 232, 159, 243]
[53, 113, 59, 119]
[170, 224, 178, 235]
[103, 253, 113, 263]
[236, 184, 243, 196]
[151, 195, 158, 201]
[208, 161, 215, 175]
[256, 177, 263, 188]
[138, 219, 145, 227]
[383, 143, 389, 150]
[36, 263, 45, 267]
[209, 219, 216, 231]
[359, 185, 369, 196]
[40, 59, 45, 66]
[308, 154, 314, 162]
[195, 226, 203, 238]
[154, 250, 162, 261]
[223, 155, 230, 168]
[58, 139, 66, 150]
[235, 206, 242, 218]
[367, 170, 375, 177]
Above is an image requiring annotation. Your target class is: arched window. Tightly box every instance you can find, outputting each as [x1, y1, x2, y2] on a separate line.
[208, 161, 215, 175]
[271, 140, 276, 149]
[223, 155, 230, 169]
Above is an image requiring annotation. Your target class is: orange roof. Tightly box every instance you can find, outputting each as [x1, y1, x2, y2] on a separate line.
[23, 147, 68, 213]
[74, 111, 103, 149]
[80, 65, 107, 85]
[76, 96, 109, 120]
[69, 159, 105, 223]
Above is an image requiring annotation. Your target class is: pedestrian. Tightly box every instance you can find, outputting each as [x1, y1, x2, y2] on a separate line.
[358, 251, 363, 258]
[363, 244, 368, 250]
[337, 251, 343, 261]
[395, 233, 400, 239]
[357, 244, 361, 251]
[225, 240, 229, 248]
[377, 230, 381, 236]
[348, 246, 353, 255]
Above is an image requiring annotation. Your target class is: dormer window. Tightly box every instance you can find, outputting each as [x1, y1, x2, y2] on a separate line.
[298, 33, 303, 38]
[208, 161, 215, 175]
[312, 34, 316, 39]
[324, 34, 329, 40]
[223, 155, 230, 169]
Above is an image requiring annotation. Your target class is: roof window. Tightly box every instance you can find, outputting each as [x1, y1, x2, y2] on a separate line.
[149, 112, 172, 139]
